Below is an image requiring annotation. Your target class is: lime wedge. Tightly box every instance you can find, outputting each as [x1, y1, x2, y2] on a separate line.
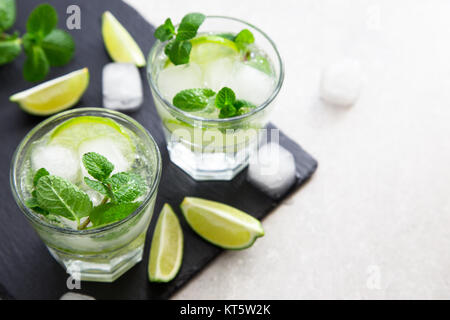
[165, 35, 239, 68]
[180, 197, 264, 250]
[149, 204, 184, 282]
[10, 68, 89, 116]
[49, 116, 134, 154]
[102, 11, 146, 67]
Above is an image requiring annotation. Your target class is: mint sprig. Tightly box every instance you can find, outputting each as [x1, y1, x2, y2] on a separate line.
[25, 152, 147, 230]
[0, 1, 75, 82]
[173, 87, 256, 118]
[154, 13, 205, 65]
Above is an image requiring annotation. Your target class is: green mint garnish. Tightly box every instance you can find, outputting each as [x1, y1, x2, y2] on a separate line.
[82, 152, 114, 182]
[173, 88, 216, 112]
[172, 87, 256, 118]
[89, 202, 141, 228]
[105, 172, 146, 204]
[154, 12, 205, 65]
[0, 0, 16, 33]
[25, 152, 147, 230]
[154, 18, 175, 42]
[35, 175, 93, 224]
[176, 13, 205, 41]
[234, 29, 254, 48]
[33, 167, 49, 187]
[0, 1, 75, 81]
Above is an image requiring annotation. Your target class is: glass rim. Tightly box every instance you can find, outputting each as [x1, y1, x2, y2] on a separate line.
[147, 15, 285, 124]
[10, 107, 162, 235]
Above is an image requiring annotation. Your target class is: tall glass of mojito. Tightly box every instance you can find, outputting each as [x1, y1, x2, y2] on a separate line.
[148, 14, 284, 181]
[10, 108, 162, 282]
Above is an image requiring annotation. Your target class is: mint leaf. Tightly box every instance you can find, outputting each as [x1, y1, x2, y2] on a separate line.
[0, 36, 21, 65]
[154, 18, 175, 42]
[82, 152, 114, 181]
[234, 29, 254, 47]
[36, 175, 93, 223]
[217, 33, 235, 41]
[33, 168, 49, 187]
[26, 4, 57, 39]
[245, 54, 273, 75]
[0, 0, 16, 32]
[41, 29, 75, 66]
[173, 88, 215, 112]
[176, 13, 205, 41]
[233, 99, 256, 110]
[168, 40, 192, 65]
[105, 172, 146, 203]
[219, 103, 237, 119]
[215, 87, 236, 109]
[89, 202, 141, 227]
[84, 177, 110, 198]
[23, 45, 49, 82]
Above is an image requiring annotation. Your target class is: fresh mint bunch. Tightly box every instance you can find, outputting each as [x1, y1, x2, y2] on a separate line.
[173, 87, 256, 118]
[0, 1, 75, 82]
[154, 13, 205, 65]
[26, 152, 147, 230]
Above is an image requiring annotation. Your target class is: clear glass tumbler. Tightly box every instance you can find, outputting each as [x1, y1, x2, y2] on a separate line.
[147, 16, 284, 181]
[10, 108, 162, 282]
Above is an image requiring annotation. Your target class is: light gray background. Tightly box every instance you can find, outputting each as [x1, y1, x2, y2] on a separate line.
[125, 0, 450, 299]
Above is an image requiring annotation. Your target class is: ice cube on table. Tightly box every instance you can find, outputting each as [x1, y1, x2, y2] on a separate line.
[157, 62, 203, 100]
[228, 62, 275, 105]
[320, 59, 363, 107]
[31, 145, 80, 183]
[203, 58, 234, 91]
[78, 138, 130, 178]
[103, 62, 143, 111]
[247, 143, 297, 199]
[60, 292, 95, 300]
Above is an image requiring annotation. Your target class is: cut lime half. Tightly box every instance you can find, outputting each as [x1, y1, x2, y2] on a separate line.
[102, 11, 146, 67]
[9, 68, 89, 116]
[149, 204, 184, 282]
[180, 197, 264, 250]
[49, 116, 134, 155]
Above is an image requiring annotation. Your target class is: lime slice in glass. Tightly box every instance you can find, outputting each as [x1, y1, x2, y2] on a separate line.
[180, 197, 264, 250]
[49, 116, 134, 155]
[102, 11, 146, 67]
[9, 68, 89, 116]
[148, 204, 184, 282]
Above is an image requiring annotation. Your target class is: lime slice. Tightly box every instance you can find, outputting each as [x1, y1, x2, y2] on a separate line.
[49, 116, 134, 154]
[165, 35, 239, 68]
[149, 204, 184, 282]
[9, 68, 89, 116]
[180, 197, 264, 250]
[102, 11, 146, 67]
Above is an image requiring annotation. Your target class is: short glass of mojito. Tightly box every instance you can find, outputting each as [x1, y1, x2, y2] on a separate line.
[148, 15, 284, 180]
[10, 108, 162, 282]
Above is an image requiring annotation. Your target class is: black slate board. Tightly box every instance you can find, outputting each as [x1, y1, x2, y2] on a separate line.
[0, 0, 318, 300]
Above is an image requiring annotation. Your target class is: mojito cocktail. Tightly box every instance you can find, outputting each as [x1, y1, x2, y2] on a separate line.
[148, 15, 284, 180]
[10, 108, 161, 282]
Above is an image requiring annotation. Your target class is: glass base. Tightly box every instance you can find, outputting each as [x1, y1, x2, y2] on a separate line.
[48, 232, 146, 282]
[167, 140, 256, 181]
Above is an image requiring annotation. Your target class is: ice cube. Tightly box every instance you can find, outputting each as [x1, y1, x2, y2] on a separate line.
[78, 138, 130, 179]
[203, 58, 234, 91]
[229, 62, 275, 105]
[247, 143, 297, 199]
[157, 62, 203, 100]
[60, 292, 95, 300]
[31, 145, 80, 183]
[103, 62, 143, 111]
[320, 59, 362, 107]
